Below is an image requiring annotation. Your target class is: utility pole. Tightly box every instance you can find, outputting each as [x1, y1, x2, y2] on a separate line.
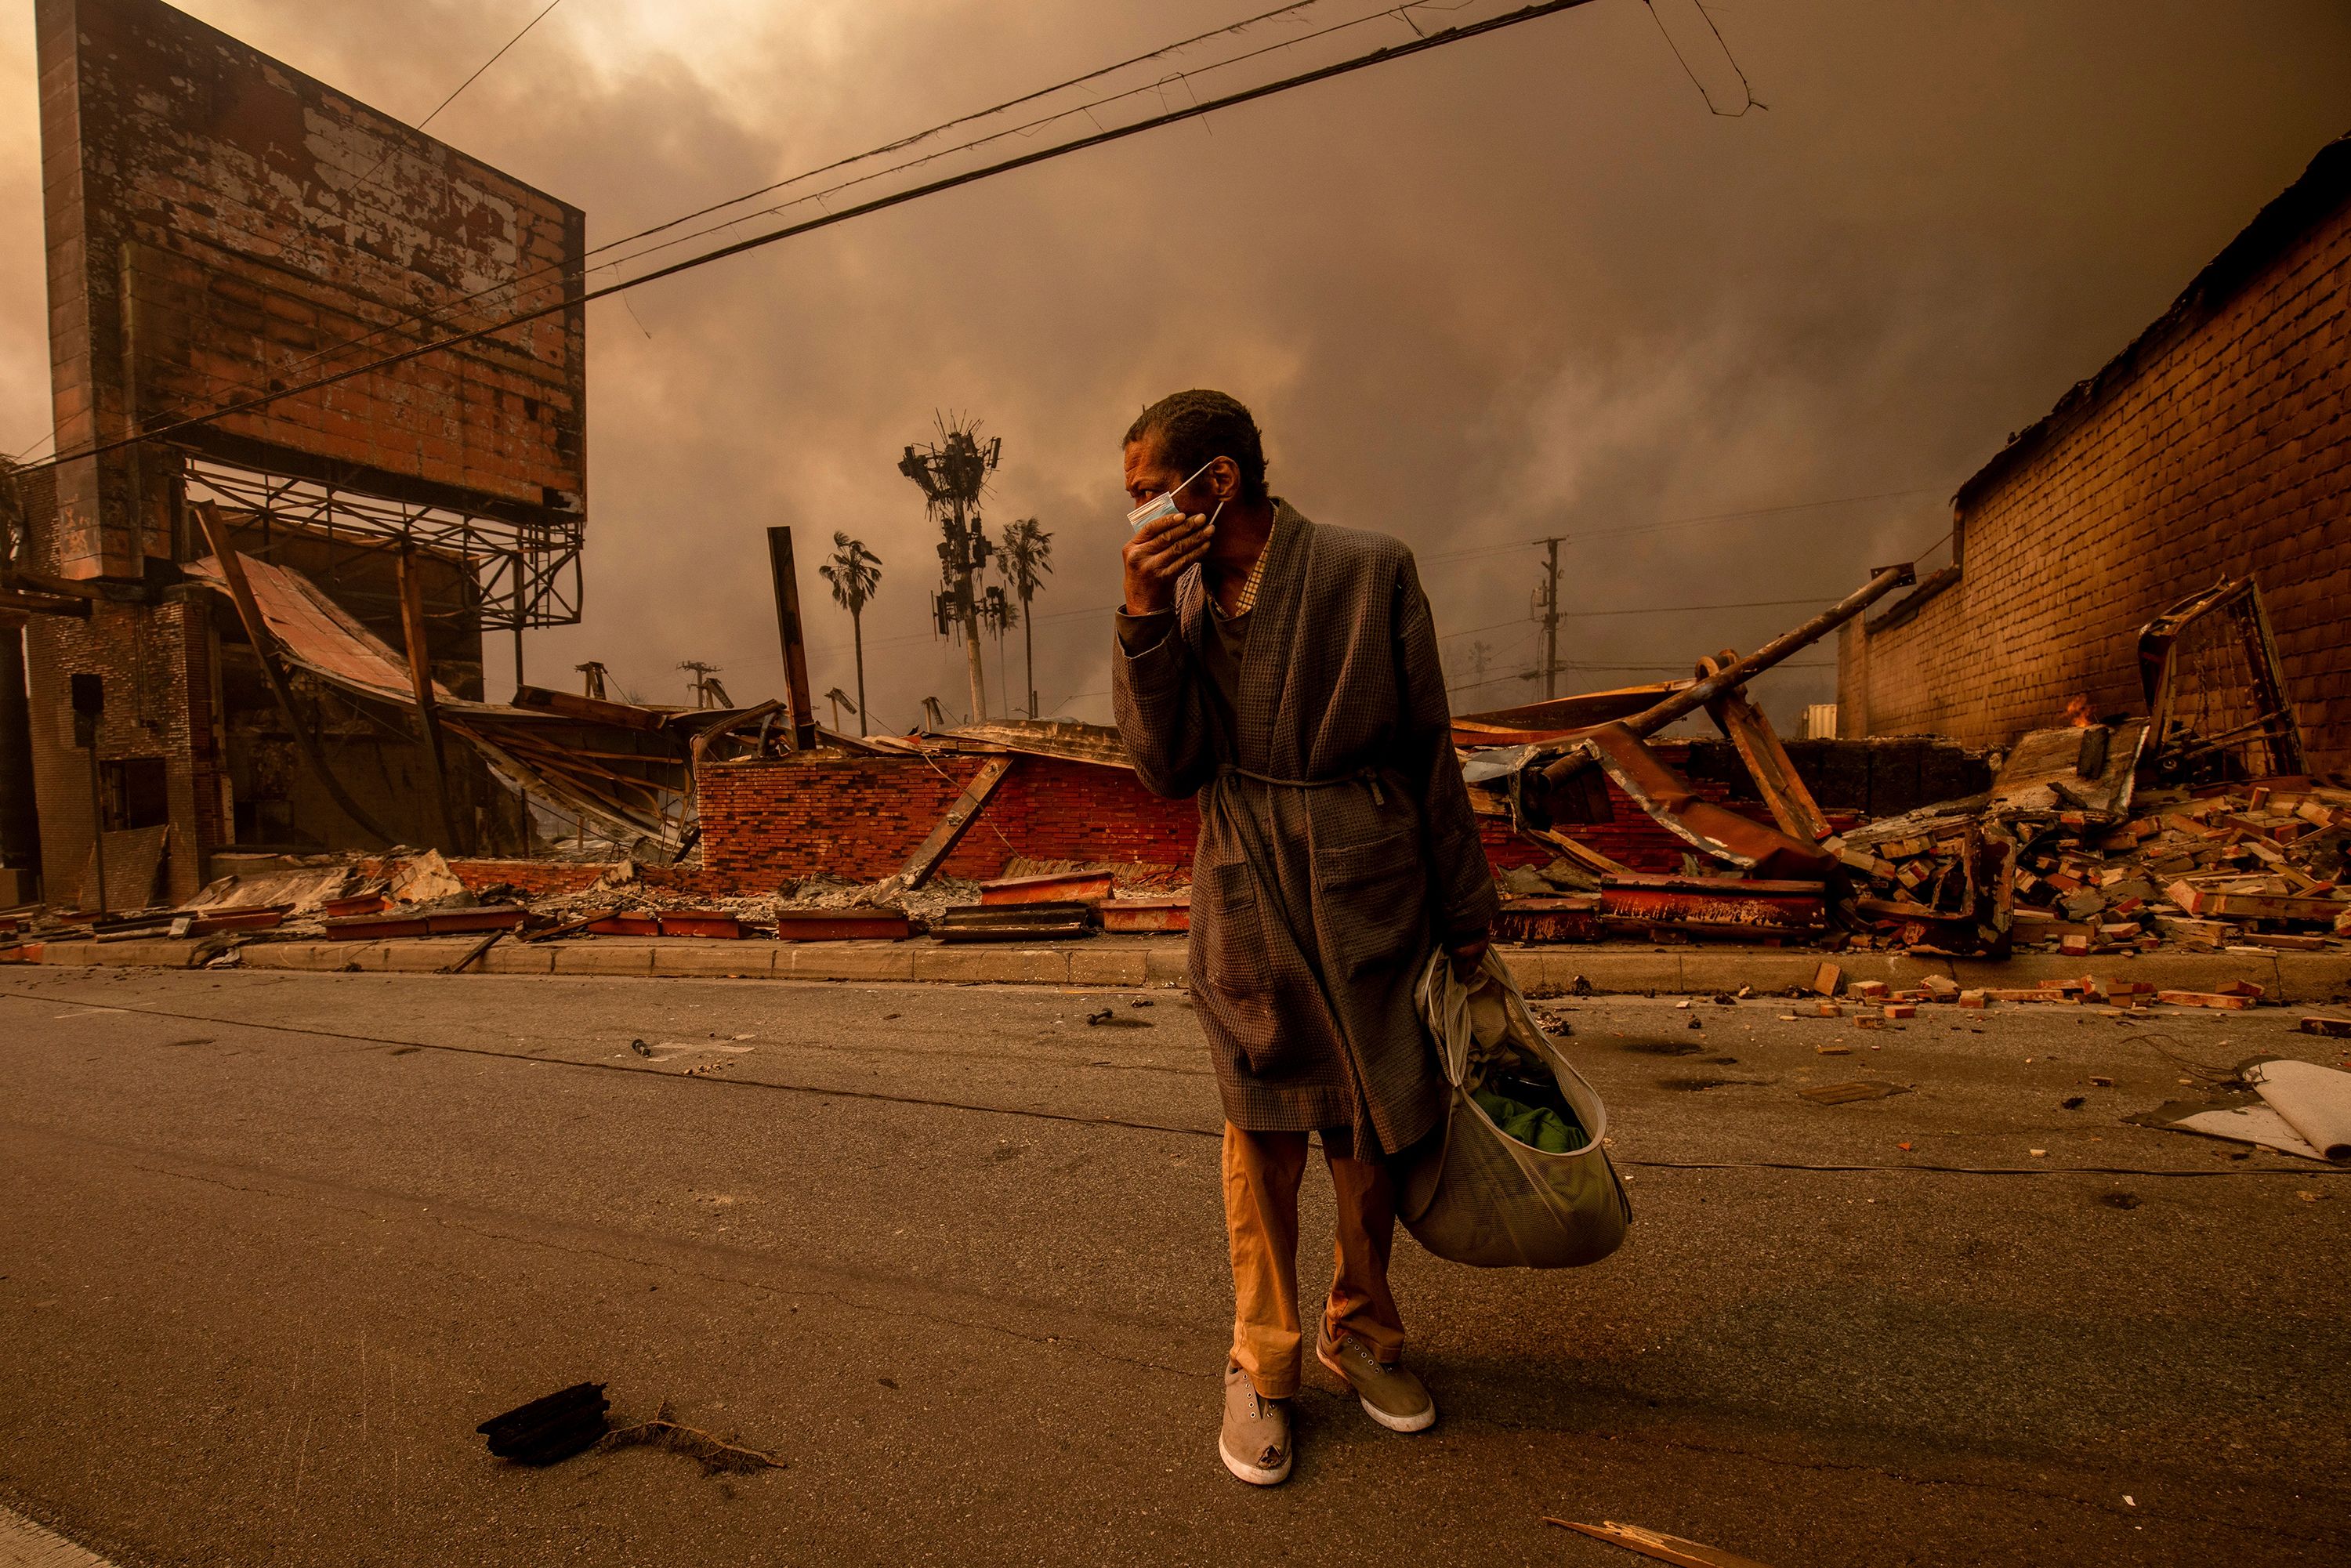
[679, 661, 730, 709]
[898, 420, 1002, 723]
[1532, 535, 1565, 699]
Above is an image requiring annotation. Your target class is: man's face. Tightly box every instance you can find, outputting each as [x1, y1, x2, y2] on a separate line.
[1123, 436, 1233, 517]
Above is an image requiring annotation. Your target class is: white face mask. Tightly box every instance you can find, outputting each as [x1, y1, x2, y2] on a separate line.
[1125, 458, 1226, 532]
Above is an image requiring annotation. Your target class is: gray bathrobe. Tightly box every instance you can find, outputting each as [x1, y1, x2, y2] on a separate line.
[1114, 501, 1497, 1155]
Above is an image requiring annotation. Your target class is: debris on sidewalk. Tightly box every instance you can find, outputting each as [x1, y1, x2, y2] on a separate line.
[1544, 1516, 1774, 1568]
[933, 901, 1097, 942]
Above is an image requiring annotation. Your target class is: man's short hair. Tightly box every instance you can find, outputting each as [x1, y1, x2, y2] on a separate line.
[1123, 389, 1268, 502]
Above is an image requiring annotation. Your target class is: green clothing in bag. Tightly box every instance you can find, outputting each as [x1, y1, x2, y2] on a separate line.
[1471, 1088, 1581, 1154]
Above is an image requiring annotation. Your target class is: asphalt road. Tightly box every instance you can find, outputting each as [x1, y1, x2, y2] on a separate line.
[2, 965, 2347, 1567]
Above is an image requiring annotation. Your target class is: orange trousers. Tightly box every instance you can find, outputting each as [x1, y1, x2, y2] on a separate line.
[1222, 1121, 1406, 1400]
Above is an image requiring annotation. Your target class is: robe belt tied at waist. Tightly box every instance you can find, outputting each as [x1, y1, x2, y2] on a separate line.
[1216, 762, 1386, 807]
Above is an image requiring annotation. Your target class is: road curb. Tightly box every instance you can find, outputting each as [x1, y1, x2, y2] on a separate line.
[10, 932, 2349, 1001]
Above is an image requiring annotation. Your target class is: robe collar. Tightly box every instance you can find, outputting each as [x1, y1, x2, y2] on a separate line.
[1176, 499, 1309, 768]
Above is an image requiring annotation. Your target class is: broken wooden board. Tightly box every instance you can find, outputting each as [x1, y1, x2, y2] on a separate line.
[898, 756, 1017, 890]
[1452, 680, 1696, 745]
[770, 907, 912, 942]
[1521, 824, 1632, 878]
[1098, 899, 1190, 934]
[1987, 719, 2149, 818]
[1797, 1080, 1908, 1104]
[931, 901, 1095, 942]
[2195, 892, 2349, 924]
[1700, 662, 1831, 843]
[980, 869, 1116, 906]
[1544, 1518, 1774, 1568]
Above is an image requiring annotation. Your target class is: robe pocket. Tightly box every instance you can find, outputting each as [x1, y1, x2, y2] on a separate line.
[1197, 861, 1271, 993]
[1195, 861, 1319, 1074]
[1313, 832, 1428, 976]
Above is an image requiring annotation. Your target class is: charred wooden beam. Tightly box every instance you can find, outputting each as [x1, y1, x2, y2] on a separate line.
[766, 527, 820, 751]
[0, 585, 92, 619]
[898, 755, 1016, 889]
[397, 549, 460, 851]
[1697, 651, 1831, 843]
[1617, 563, 1917, 741]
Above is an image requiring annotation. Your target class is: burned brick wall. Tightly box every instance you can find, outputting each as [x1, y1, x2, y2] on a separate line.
[24, 596, 224, 906]
[38, 0, 587, 582]
[20, 0, 581, 898]
[695, 753, 1204, 888]
[693, 744, 1846, 893]
[1842, 136, 2351, 773]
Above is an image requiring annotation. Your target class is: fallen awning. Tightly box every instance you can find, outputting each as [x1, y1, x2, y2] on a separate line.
[185, 552, 689, 852]
[186, 552, 459, 707]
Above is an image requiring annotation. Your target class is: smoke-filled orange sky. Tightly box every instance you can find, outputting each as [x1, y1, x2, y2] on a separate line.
[2, 1, 2346, 732]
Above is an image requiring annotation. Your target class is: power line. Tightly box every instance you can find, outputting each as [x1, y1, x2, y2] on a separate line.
[81, 2, 1336, 449]
[411, 0, 570, 132]
[1417, 483, 1952, 568]
[42, 2, 1489, 464]
[12, 0, 1604, 481]
[1436, 594, 1844, 643]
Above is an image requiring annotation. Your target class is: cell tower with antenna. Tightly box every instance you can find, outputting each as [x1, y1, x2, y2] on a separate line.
[898, 415, 1003, 722]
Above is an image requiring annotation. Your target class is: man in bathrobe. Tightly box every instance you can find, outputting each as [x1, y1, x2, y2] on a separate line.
[1111, 389, 1497, 1487]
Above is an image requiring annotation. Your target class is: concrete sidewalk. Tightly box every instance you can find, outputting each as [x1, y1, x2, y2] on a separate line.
[13, 931, 2351, 1001]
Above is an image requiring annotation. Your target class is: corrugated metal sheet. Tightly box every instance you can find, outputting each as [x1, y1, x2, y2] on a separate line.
[185, 552, 458, 706]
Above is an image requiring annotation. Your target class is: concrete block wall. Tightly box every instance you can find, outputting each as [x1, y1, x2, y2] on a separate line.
[1843, 155, 2351, 773]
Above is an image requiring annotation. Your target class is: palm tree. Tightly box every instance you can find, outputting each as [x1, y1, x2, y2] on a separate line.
[997, 518, 1053, 719]
[819, 533, 883, 735]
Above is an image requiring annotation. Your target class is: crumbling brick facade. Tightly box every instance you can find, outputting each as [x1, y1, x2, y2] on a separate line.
[15, 0, 585, 902]
[688, 744, 1884, 893]
[696, 754, 1204, 886]
[1842, 136, 2351, 773]
[23, 595, 224, 905]
[38, 0, 585, 582]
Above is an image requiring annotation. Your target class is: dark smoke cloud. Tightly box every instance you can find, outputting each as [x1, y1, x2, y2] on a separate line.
[0, 0, 2343, 732]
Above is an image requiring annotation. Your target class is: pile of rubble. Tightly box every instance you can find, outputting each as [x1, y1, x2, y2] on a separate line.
[1831, 778, 2350, 958]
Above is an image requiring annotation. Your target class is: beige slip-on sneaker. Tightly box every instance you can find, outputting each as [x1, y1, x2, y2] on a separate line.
[1316, 1326, 1436, 1432]
[1219, 1361, 1293, 1486]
